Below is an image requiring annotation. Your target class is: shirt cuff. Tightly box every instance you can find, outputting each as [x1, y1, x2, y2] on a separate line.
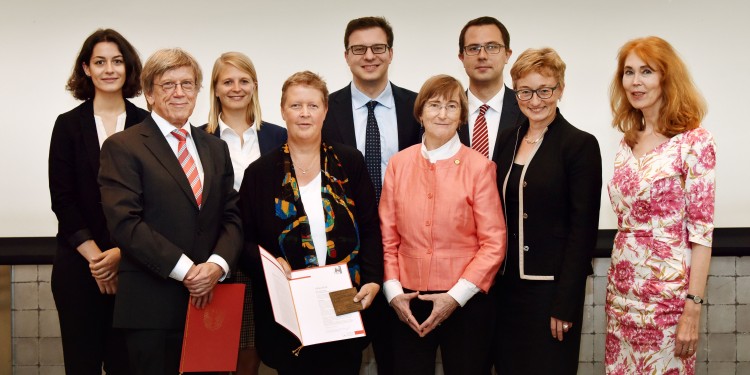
[169, 254, 194, 281]
[207, 254, 230, 281]
[383, 279, 405, 304]
[447, 278, 480, 307]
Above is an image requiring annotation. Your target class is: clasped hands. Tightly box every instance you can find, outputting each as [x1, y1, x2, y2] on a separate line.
[184, 262, 223, 309]
[390, 292, 459, 337]
[89, 247, 121, 295]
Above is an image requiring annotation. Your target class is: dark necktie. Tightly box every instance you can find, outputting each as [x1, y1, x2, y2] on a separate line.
[365, 101, 382, 201]
[472, 104, 490, 158]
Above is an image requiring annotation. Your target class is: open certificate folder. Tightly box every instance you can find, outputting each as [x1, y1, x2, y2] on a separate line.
[259, 247, 366, 347]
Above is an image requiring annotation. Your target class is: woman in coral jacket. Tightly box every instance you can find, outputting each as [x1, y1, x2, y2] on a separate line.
[379, 74, 506, 375]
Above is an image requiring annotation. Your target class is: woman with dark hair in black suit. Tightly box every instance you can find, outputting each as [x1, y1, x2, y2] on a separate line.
[48, 28, 148, 374]
[200, 51, 286, 375]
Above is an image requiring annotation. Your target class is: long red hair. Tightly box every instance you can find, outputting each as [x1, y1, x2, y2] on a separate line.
[609, 36, 706, 147]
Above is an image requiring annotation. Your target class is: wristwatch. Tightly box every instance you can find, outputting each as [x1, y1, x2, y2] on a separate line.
[686, 294, 704, 304]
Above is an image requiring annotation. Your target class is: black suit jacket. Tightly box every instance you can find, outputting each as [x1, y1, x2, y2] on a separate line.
[238, 142, 382, 368]
[322, 82, 421, 152]
[49, 100, 149, 264]
[199, 120, 287, 155]
[495, 110, 602, 321]
[458, 85, 525, 164]
[99, 116, 242, 329]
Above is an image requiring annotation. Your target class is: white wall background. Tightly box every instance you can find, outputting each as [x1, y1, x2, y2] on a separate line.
[1, 0, 748, 236]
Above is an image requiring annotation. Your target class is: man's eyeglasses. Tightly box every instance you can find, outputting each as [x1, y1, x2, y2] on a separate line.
[515, 83, 560, 101]
[348, 44, 390, 55]
[155, 81, 196, 93]
[463, 43, 506, 56]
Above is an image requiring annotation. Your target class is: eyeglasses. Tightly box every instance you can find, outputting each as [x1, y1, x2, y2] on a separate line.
[155, 81, 196, 93]
[348, 44, 390, 55]
[424, 101, 460, 114]
[515, 83, 560, 101]
[463, 43, 506, 56]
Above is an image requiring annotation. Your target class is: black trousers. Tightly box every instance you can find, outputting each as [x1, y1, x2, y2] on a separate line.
[363, 293, 398, 375]
[392, 292, 495, 375]
[275, 341, 363, 375]
[51, 257, 130, 375]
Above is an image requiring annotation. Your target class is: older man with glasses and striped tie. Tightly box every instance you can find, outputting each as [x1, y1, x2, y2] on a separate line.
[99, 48, 242, 375]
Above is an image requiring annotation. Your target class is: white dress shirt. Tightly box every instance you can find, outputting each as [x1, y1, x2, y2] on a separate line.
[150, 112, 229, 281]
[382, 133, 481, 307]
[467, 86, 506, 160]
[218, 117, 261, 191]
[350, 82, 399, 184]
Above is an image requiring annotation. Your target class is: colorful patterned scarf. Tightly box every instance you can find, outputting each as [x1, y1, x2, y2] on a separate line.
[274, 143, 361, 286]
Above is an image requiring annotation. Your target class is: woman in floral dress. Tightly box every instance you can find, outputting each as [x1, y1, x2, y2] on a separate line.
[606, 36, 715, 374]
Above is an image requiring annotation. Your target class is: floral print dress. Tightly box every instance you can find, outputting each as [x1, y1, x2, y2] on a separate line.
[605, 127, 716, 374]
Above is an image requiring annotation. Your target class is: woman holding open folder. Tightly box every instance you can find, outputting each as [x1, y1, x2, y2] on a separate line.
[379, 75, 507, 375]
[238, 71, 383, 374]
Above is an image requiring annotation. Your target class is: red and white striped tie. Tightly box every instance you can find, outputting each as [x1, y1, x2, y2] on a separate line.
[472, 104, 490, 158]
[172, 129, 203, 208]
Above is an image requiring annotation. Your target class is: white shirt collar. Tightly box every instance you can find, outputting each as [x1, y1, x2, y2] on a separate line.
[351, 82, 395, 110]
[218, 115, 257, 139]
[467, 85, 506, 114]
[420, 133, 462, 163]
[152, 112, 192, 138]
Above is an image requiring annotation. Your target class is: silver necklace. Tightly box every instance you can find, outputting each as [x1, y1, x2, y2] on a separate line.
[292, 155, 319, 174]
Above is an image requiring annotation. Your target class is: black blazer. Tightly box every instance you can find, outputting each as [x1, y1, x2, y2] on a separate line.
[495, 110, 602, 321]
[322, 82, 421, 151]
[99, 116, 242, 329]
[199, 120, 287, 155]
[458, 85, 526, 164]
[238, 142, 382, 368]
[49, 100, 149, 263]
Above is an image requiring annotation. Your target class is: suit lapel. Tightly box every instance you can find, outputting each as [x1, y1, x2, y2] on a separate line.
[392, 83, 416, 150]
[141, 118, 200, 210]
[333, 85, 357, 146]
[492, 86, 524, 163]
[83, 100, 145, 176]
[192, 126, 213, 207]
[79, 101, 102, 177]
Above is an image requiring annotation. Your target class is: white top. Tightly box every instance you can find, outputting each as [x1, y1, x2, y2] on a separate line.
[94, 112, 127, 147]
[467, 86, 506, 160]
[299, 172, 327, 265]
[218, 116, 261, 191]
[383, 133, 480, 307]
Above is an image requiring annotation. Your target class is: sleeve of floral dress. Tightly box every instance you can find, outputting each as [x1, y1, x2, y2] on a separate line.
[683, 128, 716, 247]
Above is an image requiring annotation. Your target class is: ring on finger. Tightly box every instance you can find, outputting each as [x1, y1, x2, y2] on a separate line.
[562, 323, 569, 330]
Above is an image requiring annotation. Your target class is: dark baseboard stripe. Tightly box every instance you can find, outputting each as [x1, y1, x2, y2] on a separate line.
[1, 228, 748, 265]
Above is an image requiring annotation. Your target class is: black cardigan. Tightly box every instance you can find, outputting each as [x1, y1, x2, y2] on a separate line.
[237, 141, 382, 367]
[495, 110, 602, 321]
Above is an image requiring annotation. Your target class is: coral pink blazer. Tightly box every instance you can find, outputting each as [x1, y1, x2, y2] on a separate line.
[380, 144, 506, 292]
